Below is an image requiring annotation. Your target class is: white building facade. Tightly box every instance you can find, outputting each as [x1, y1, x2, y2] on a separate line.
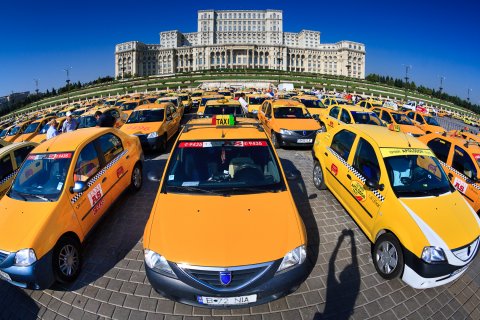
[115, 10, 366, 79]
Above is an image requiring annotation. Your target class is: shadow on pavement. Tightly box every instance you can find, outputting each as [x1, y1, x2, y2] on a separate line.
[0, 281, 39, 319]
[314, 229, 360, 320]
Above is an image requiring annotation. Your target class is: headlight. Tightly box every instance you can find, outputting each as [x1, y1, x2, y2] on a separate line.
[14, 248, 37, 266]
[144, 250, 176, 277]
[252, 110, 258, 114]
[277, 245, 307, 272]
[421, 246, 446, 263]
[147, 132, 158, 139]
[279, 128, 295, 136]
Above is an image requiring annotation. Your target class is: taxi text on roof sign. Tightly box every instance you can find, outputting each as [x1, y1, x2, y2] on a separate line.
[212, 115, 235, 126]
[380, 147, 435, 158]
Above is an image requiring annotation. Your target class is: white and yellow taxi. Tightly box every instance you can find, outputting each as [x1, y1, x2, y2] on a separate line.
[0, 128, 143, 289]
[312, 124, 480, 288]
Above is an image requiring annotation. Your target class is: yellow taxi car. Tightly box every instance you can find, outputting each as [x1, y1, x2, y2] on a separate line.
[356, 100, 375, 109]
[30, 117, 67, 144]
[56, 106, 76, 118]
[217, 89, 232, 99]
[0, 128, 143, 289]
[16, 116, 56, 142]
[292, 95, 328, 119]
[143, 116, 308, 307]
[198, 95, 224, 111]
[446, 130, 480, 143]
[156, 96, 185, 117]
[257, 99, 321, 148]
[245, 93, 270, 118]
[78, 107, 127, 129]
[312, 124, 480, 288]
[178, 93, 193, 112]
[319, 105, 383, 132]
[3, 120, 33, 143]
[118, 99, 145, 117]
[405, 111, 446, 134]
[372, 107, 425, 137]
[120, 102, 181, 152]
[0, 142, 37, 198]
[0, 125, 14, 140]
[190, 90, 205, 108]
[418, 133, 480, 213]
[0, 139, 9, 148]
[197, 99, 245, 118]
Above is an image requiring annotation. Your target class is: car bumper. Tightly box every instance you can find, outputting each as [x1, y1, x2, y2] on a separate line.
[402, 248, 477, 289]
[0, 250, 55, 290]
[145, 260, 308, 308]
[135, 134, 161, 151]
[276, 132, 317, 147]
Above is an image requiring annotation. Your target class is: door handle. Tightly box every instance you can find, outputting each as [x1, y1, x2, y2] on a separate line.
[126, 155, 130, 159]
[324, 152, 328, 157]
[447, 173, 453, 180]
[102, 177, 107, 183]
[347, 174, 352, 180]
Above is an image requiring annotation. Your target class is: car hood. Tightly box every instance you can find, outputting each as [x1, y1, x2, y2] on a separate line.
[121, 123, 161, 135]
[0, 196, 57, 252]
[400, 124, 425, 135]
[145, 192, 305, 267]
[272, 119, 321, 131]
[16, 133, 35, 142]
[400, 192, 480, 250]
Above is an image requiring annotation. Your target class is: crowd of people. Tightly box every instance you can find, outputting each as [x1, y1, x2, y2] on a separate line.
[46, 110, 116, 140]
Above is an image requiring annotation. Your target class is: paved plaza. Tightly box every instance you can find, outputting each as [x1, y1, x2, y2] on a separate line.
[0, 116, 479, 320]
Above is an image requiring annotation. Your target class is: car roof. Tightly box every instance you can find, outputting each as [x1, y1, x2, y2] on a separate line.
[270, 99, 304, 107]
[136, 103, 169, 110]
[0, 141, 37, 154]
[180, 118, 267, 141]
[336, 105, 369, 112]
[205, 99, 241, 106]
[294, 95, 319, 100]
[346, 124, 428, 150]
[33, 128, 113, 153]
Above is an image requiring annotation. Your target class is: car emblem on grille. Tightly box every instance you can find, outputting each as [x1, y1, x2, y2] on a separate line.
[303, 130, 307, 136]
[467, 245, 471, 257]
[219, 271, 232, 286]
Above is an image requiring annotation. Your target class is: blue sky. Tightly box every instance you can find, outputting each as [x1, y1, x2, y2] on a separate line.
[1, 0, 479, 105]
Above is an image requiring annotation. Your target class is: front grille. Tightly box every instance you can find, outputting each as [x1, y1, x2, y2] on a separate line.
[452, 238, 479, 262]
[0, 251, 9, 265]
[293, 130, 316, 137]
[180, 262, 272, 291]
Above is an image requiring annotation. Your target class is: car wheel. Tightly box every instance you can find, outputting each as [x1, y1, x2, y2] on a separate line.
[158, 134, 167, 153]
[271, 132, 279, 149]
[53, 236, 81, 284]
[130, 163, 143, 192]
[373, 233, 404, 280]
[313, 160, 326, 190]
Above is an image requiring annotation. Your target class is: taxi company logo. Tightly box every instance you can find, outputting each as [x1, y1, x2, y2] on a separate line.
[302, 130, 307, 136]
[351, 181, 366, 202]
[331, 164, 338, 176]
[219, 271, 232, 286]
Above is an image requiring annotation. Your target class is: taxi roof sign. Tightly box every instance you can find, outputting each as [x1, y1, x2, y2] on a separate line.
[212, 115, 235, 126]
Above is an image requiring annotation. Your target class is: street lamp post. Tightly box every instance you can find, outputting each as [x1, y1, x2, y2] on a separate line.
[64, 67, 72, 105]
[34, 79, 39, 110]
[403, 65, 411, 102]
[439, 76, 445, 94]
[467, 88, 472, 103]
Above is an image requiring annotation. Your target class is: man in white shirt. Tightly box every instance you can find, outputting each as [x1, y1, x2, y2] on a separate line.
[46, 119, 59, 140]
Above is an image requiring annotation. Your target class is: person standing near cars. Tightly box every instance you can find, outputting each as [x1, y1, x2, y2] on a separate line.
[46, 119, 59, 140]
[62, 112, 78, 133]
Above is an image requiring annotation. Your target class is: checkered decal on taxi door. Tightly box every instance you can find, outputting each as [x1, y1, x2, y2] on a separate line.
[328, 147, 385, 203]
[438, 160, 480, 191]
[0, 168, 20, 186]
[70, 150, 128, 204]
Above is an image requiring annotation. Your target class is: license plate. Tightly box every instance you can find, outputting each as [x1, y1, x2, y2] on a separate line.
[297, 139, 313, 143]
[0, 270, 11, 281]
[197, 294, 257, 306]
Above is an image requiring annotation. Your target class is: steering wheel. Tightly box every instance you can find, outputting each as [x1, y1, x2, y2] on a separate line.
[234, 164, 264, 182]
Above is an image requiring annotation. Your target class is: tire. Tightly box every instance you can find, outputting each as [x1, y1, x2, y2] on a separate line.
[372, 233, 404, 280]
[130, 163, 143, 192]
[271, 131, 279, 149]
[158, 134, 167, 153]
[53, 236, 81, 284]
[313, 160, 326, 190]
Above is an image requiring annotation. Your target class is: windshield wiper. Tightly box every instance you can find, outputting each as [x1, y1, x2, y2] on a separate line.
[166, 185, 229, 197]
[26, 194, 53, 202]
[9, 189, 28, 201]
[218, 187, 284, 194]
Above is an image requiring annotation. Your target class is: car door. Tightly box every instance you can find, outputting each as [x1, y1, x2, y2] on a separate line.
[324, 129, 357, 203]
[381, 110, 393, 125]
[349, 137, 385, 235]
[450, 145, 480, 210]
[326, 106, 340, 129]
[166, 104, 180, 139]
[0, 152, 15, 197]
[69, 141, 110, 233]
[258, 101, 269, 125]
[339, 108, 352, 125]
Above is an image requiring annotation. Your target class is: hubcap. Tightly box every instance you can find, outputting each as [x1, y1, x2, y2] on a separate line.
[59, 244, 79, 277]
[133, 167, 142, 188]
[375, 241, 398, 274]
[313, 164, 323, 186]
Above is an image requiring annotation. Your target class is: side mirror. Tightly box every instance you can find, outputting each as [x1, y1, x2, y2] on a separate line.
[70, 181, 88, 193]
[366, 179, 384, 191]
[147, 171, 161, 182]
[285, 169, 301, 181]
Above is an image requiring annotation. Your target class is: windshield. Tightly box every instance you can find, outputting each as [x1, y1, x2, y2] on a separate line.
[424, 116, 440, 126]
[0, 129, 7, 138]
[163, 140, 285, 195]
[157, 99, 177, 106]
[78, 116, 97, 129]
[8, 126, 21, 136]
[301, 99, 326, 109]
[248, 97, 266, 105]
[218, 92, 230, 96]
[351, 112, 383, 126]
[127, 109, 164, 123]
[23, 122, 40, 134]
[8, 152, 72, 202]
[191, 92, 203, 97]
[72, 109, 86, 116]
[384, 155, 452, 197]
[57, 111, 67, 117]
[336, 100, 350, 105]
[122, 102, 138, 111]
[39, 123, 50, 134]
[179, 95, 188, 101]
[204, 105, 244, 116]
[274, 107, 312, 119]
[391, 113, 413, 125]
